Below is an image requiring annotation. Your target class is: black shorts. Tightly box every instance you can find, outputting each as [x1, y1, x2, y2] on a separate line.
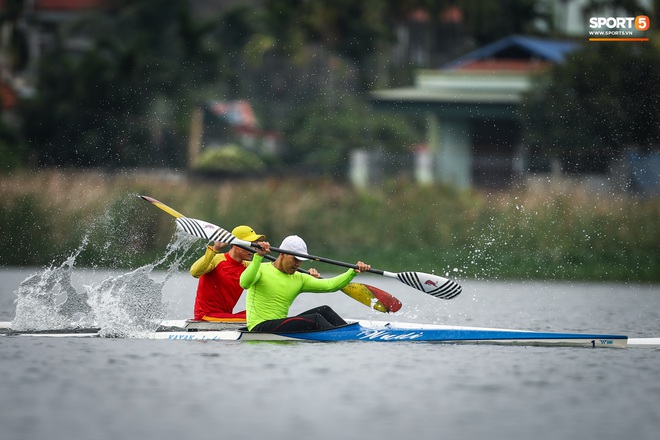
[250, 305, 347, 332]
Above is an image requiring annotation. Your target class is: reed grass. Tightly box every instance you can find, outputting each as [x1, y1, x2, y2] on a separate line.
[1, 169, 658, 282]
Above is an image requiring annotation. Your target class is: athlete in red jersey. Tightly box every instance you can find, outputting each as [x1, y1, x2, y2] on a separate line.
[189, 225, 265, 321]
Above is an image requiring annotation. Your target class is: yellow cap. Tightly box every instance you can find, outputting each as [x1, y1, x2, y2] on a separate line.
[232, 225, 266, 242]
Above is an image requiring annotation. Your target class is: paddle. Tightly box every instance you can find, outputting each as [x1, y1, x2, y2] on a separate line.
[170, 210, 462, 300]
[139, 195, 402, 312]
[244, 246, 400, 313]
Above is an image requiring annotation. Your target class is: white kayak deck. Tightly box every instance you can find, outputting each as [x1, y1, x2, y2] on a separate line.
[2, 320, 659, 348]
[627, 338, 660, 348]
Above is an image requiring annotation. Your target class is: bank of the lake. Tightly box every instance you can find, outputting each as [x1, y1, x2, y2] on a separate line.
[1, 169, 658, 282]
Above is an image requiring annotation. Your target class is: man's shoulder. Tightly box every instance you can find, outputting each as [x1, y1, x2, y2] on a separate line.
[213, 253, 231, 264]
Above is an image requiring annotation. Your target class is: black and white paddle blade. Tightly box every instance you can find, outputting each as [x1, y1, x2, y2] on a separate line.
[207, 226, 238, 244]
[175, 217, 218, 240]
[174, 217, 253, 247]
[395, 271, 462, 300]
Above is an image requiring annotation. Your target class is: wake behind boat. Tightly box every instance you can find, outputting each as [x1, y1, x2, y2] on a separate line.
[3, 319, 656, 348]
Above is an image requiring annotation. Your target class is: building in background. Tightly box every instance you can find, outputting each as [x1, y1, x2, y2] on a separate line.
[369, 35, 580, 190]
[188, 99, 282, 170]
[0, 0, 108, 101]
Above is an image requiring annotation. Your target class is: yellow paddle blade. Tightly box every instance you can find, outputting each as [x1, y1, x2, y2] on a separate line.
[139, 195, 185, 219]
[341, 283, 391, 313]
[138, 194, 405, 313]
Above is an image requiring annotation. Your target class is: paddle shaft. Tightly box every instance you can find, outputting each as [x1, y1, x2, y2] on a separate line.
[139, 195, 368, 273]
[139, 194, 405, 310]
[240, 240, 460, 300]
[237, 244, 315, 276]
[251, 242, 386, 276]
[145, 195, 460, 299]
[237, 244, 400, 313]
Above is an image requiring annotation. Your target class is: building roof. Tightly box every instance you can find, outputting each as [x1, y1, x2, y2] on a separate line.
[374, 70, 533, 105]
[369, 70, 529, 119]
[369, 36, 581, 118]
[443, 35, 581, 70]
[207, 100, 257, 128]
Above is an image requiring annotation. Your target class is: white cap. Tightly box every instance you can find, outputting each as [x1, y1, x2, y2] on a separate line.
[279, 235, 309, 261]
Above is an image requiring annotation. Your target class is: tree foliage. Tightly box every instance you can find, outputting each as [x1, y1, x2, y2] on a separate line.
[8, 0, 557, 173]
[284, 93, 421, 176]
[21, 0, 222, 167]
[193, 145, 265, 174]
[520, 39, 660, 173]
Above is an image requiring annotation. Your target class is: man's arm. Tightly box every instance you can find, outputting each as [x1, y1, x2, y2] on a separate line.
[190, 245, 222, 278]
[239, 253, 264, 288]
[301, 269, 357, 292]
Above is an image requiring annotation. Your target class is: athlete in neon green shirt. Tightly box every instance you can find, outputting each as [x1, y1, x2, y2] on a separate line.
[240, 235, 371, 332]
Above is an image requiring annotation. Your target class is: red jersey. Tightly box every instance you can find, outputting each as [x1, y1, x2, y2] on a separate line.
[192, 251, 249, 320]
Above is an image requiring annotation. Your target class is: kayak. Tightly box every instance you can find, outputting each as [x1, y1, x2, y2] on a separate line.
[1, 319, 646, 348]
[157, 320, 629, 347]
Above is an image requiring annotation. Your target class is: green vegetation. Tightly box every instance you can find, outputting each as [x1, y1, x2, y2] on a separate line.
[2, 0, 559, 173]
[193, 145, 265, 174]
[522, 39, 660, 173]
[1, 170, 658, 283]
[3, 1, 657, 288]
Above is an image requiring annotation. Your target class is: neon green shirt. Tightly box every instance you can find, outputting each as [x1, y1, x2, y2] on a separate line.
[240, 254, 357, 330]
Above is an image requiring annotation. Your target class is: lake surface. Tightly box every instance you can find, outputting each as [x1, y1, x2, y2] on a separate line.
[1, 266, 659, 440]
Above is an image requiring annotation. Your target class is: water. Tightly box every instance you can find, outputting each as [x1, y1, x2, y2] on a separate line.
[1, 265, 660, 440]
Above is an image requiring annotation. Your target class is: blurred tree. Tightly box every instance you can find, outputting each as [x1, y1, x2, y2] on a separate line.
[209, 1, 428, 171]
[581, 0, 651, 18]
[21, 0, 222, 167]
[0, 117, 25, 171]
[284, 92, 421, 176]
[13, 0, 556, 174]
[520, 39, 660, 173]
[300, 0, 393, 91]
[0, 0, 28, 171]
[0, 0, 30, 73]
[450, 0, 550, 44]
[192, 144, 265, 175]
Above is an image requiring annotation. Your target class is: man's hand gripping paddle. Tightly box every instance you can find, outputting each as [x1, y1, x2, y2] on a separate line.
[139, 195, 403, 313]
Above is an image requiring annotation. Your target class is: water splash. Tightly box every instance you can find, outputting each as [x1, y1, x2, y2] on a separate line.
[12, 227, 197, 337]
[13, 235, 93, 331]
[86, 231, 196, 338]
[86, 264, 166, 338]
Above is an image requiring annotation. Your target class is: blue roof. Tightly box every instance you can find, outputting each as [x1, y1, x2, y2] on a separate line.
[443, 35, 581, 69]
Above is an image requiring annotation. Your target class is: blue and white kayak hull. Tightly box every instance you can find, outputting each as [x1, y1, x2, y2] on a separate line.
[2, 319, 644, 348]
[154, 320, 629, 348]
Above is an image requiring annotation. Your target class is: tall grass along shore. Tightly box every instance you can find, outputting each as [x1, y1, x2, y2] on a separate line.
[1, 169, 658, 283]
